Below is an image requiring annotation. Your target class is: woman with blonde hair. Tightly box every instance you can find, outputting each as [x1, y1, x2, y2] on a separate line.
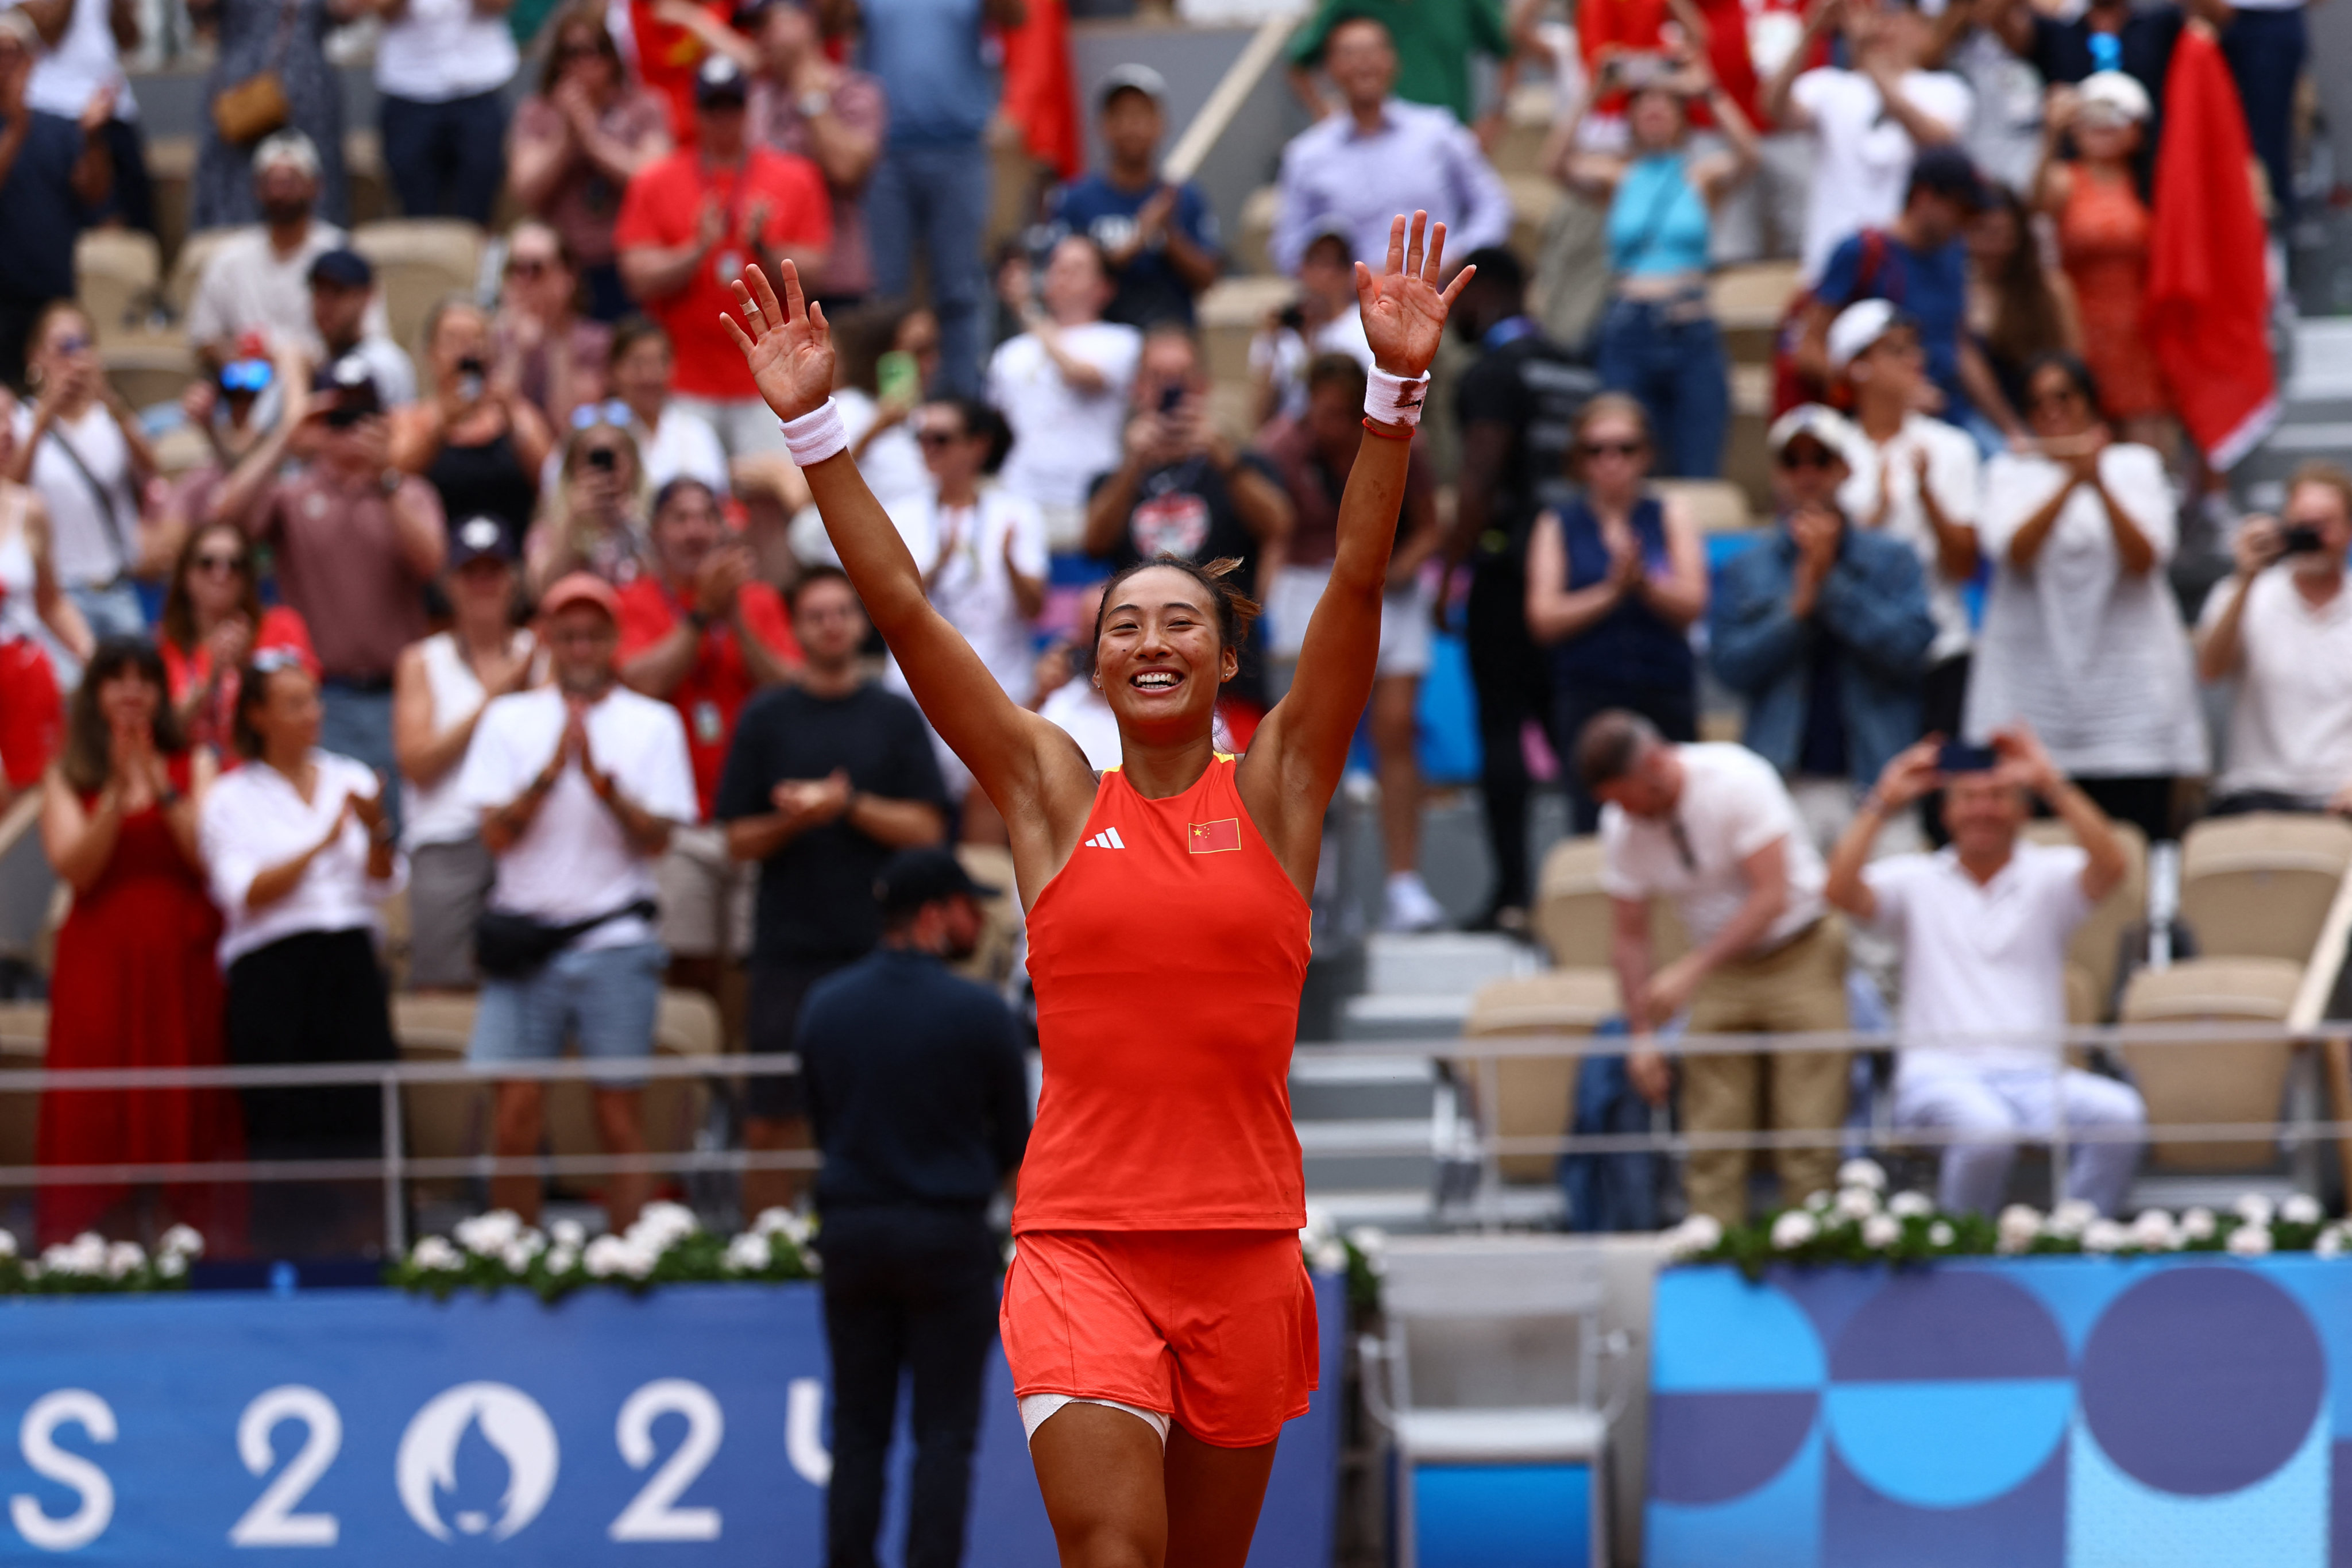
[1524, 392, 1708, 831]
[524, 408, 654, 590]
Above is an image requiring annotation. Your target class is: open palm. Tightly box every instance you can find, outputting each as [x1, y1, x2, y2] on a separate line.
[1355, 211, 1474, 381]
[723, 263, 836, 426]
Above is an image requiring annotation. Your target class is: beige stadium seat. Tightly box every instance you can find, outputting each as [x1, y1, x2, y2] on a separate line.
[1709, 260, 1803, 365]
[0, 1002, 43, 1185]
[392, 994, 489, 1200]
[165, 227, 237, 323]
[2022, 818, 2148, 1020]
[101, 339, 198, 412]
[951, 843, 1022, 990]
[544, 987, 721, 1199]
[1532, 835, 1689, 972]
[1653, 478, 1752, 536]
[351, 220, 486, 358]
[76, 229, 161, 341]
[2176, 813, 2352, 964]
[1462, 971, 1618, 1183]
[2119, 957, 2303, 1171]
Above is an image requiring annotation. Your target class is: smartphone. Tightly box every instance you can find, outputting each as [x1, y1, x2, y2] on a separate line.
[1937, 740, 1999, 775]
[876, 350, 921, 406]
[586, 447, 617, 473]
[1158, 382, 1186, 416]
[2281, 523, 2327, 555]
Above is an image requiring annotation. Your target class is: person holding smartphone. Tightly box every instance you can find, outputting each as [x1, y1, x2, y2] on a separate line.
[2195, 461, 2352, 817]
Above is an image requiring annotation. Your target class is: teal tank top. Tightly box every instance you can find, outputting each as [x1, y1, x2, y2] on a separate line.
[1606, 154, 1712, 277]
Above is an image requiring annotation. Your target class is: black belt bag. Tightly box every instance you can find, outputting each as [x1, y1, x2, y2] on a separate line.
[475, 898, 658, 980]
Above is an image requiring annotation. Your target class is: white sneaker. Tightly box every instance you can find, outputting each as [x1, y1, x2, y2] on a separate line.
[1381, 871, 1446, 933]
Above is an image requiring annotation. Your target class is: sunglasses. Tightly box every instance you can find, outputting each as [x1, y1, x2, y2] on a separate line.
[507, 257, 558, 280]
[249, 647, 307, 675]
[1580, 439, 1644, 459]
[53, 335, 89, 357]
[1778, 446, 1841, 471]
[916, 428, 965, 449]
[570, 399, 633, 431]
[192, 553, 246, 574]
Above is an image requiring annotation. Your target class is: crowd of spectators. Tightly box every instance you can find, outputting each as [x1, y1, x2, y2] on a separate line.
[0, 0, 2339, 1256]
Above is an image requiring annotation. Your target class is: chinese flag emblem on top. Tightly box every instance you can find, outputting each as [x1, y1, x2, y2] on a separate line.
[1188, 818, 1241, 855]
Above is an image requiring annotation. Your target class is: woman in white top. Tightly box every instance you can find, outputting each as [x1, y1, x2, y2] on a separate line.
[198, 653, 404, 1253]
[1964, 353, 2206, 843]
[5, 304, 162, 642]
[0, 387, 96, 677]
[392, 516, 539, 990]
[886, 397, 1048, 843]
[985, 235, 1142, 552]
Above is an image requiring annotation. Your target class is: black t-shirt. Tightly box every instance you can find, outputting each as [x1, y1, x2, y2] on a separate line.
[0, 111, 96, 302]
[1453, 325, 1600, 567]
[1088, 453, 1279, 704]
[713, 682, 949, 961]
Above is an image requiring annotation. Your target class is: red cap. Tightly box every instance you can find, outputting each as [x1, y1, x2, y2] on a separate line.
[538, 571, 620, 623]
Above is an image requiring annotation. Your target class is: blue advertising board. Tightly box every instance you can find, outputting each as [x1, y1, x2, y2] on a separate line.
[1648, 1257, 2352, 1566]
[0, 1276, 1343, 1563]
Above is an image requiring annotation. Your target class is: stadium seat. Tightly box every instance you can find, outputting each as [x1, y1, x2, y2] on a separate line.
[1463, 971, 1617, 1184]
[164, 227, 236, 323]
[0, 1002, 42, 1190]
[2175, 812, 2352, 964]
[2118, 957, 2304, 1171]
[951, 843, 1022, 990]
[1708, 260, 1803, 367]
[1532, 835, 1689, 972]
[2022, 817, 2149, 1021]
[350, 220, 487, 357]
[1652, 478, 1752, 536]
[75, 229, 161, 342]
[101, 338, 200, 414]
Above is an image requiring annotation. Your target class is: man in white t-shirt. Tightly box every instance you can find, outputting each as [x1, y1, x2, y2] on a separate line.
[187, 132, 389, 370]
[1247, 222, 1377, 426]
[1826, 723, 2143, 1215]
[2196, 462, 2352, 815]
[459, 572, 697, 1232]
[1764, 0, 1973, 283]
[986, 234, 1142, 552]
[1583, 711, 1851, 1224]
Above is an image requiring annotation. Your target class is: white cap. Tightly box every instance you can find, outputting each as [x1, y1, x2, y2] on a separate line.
[1767, 403, 1859, 463]
[253, 129, 321, 178]
[1826, 298, 1908, 372]
[2077, 70, 2152, 125]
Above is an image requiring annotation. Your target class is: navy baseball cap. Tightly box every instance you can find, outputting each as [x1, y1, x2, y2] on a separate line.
[874, 847, 1001, 916]
[306, 248, 373, 289]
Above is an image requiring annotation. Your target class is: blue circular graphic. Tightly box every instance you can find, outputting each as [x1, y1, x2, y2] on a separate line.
[2079, 1266, 2323, 1496]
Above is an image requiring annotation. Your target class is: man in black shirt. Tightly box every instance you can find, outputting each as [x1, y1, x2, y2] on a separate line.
[1443, 247, 1598, 931]
[1083, 323, 1293, 716]
[716, 565, 948, 1214]
[0, 15, 112, 386]
[798, 845, 1029, 1568]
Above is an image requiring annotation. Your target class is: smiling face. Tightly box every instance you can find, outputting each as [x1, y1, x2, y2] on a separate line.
[95, 664, 162, 736]
[1093, 565, 1235, 741]
[1940, 771, 2027, 859]
[253, 666, 323, 757]
[652, 482, 725, 579]
[1326, 18, 1396, 111]
[2025, 361, 2098, 441]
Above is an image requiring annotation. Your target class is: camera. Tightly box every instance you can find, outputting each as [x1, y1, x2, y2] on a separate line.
[1937, 740, 1999, 775]
[1158, 383, 1186, 416]
[586, 447, 617, 473]
[2281, 523, 2327, 555]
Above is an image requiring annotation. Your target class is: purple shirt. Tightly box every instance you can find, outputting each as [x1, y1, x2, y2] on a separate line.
[1270, 98, 1513, 276]
[750, 69, 888, 299]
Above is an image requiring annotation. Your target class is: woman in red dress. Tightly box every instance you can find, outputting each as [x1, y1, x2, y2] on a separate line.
[726, 215, 1466, 1564]
[37, 639, 244, 1247]
[156, 520, 316, 758]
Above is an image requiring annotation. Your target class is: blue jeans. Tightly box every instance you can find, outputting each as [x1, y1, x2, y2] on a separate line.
[470, 940, 668, 1088]
[867, 141, 991, 397]
[1596, 296, 1729, 478]
[2221, 6, 2307, 227]
[379, 88, 508, 226]
[319, 682, 398, 827]
[67, 581, 146, 643]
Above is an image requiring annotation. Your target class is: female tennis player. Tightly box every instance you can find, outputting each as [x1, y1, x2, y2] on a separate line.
[726, 212, 1468, 1567]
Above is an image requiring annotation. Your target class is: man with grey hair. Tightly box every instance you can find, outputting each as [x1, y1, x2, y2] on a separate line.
[187, 130, 385, 370]
[1581, 708, 1851, 1225]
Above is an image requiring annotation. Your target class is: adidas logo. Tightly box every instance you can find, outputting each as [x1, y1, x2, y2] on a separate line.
[1084, 828, 1127, 849]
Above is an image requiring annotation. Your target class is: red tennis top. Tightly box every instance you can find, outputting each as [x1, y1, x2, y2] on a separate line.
[1015, 755, 1313, 1233]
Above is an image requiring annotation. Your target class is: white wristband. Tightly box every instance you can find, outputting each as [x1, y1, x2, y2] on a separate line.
[779, 398, 848, 466]
[1365, 366, 1430, 428]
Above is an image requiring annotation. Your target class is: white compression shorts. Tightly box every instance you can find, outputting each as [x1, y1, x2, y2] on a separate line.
[1018, 1394, 1172, 1447]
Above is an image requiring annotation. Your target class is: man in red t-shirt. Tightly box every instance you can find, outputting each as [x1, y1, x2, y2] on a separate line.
[618, 475, 800, 994]
[616, 55, 832, 458]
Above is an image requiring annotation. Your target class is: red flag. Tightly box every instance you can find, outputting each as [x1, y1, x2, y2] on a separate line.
[1188, 818, 1241, 855]
[2146, 24, 2278, 468]
[997, 0, 1083, 180]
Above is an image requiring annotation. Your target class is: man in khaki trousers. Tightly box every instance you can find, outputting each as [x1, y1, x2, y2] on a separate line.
[1580, 710, 1850, 1225]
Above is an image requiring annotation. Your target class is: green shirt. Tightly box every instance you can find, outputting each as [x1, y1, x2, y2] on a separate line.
[1287, 0, 1511, 125]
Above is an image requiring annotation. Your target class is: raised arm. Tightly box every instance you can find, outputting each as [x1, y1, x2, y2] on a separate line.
[723, 264, 1098, 883]
[1239, 212, 1472, 878]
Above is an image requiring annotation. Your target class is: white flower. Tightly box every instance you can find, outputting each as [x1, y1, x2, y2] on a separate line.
[1996, 1206, 2042, 1255]
[754, 1207, 813, 1244]
[584, 1235, 634, 1279]
[724, 1233, 771, 1273]
[104, 1241, 145, 1279]
[2045, 1199, 2096, 1238]
[1838, 1158, 1888, 1192]
[1888, 1191, 1934, 1219]
[545, 1244, 580, 1275]
[1928, 1221, 1956, 1248]
[156, 1253, 187, 1280]
[410, 1236, 462, 1272]
[1310, 1238, 1347, 1273]
[1663, 1214, 1725, 1261]
[498, 1240, 538, 1275]
[455, 1211, 524, 1255]
[2081, 1219, 2127, 1254]
[2181, 1206, 2218, 1241]
[1835, 1187, 1880, 1221]
[2281, 1194, 2323, 1226]
[549, 1218, 588, 1250]
[2227, 1223, 2274, 1257]
[2129, 1210, 2179, 1251]
[1771, 1211, 1819, 1250]
[1803, 1189, 1834, 1212]
[57, 1234, 106, 1276]
[1862, 1214, 1901, 1249]
[2316, 1228, 2345, 1260]
[157, 1225, 202, 1260]
[1345, 1225, 1389, 1261]
[0, 1230, 17, 1261]
[626, 1201, 700, 1255]
[2232, 1194, 2276, 1228]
